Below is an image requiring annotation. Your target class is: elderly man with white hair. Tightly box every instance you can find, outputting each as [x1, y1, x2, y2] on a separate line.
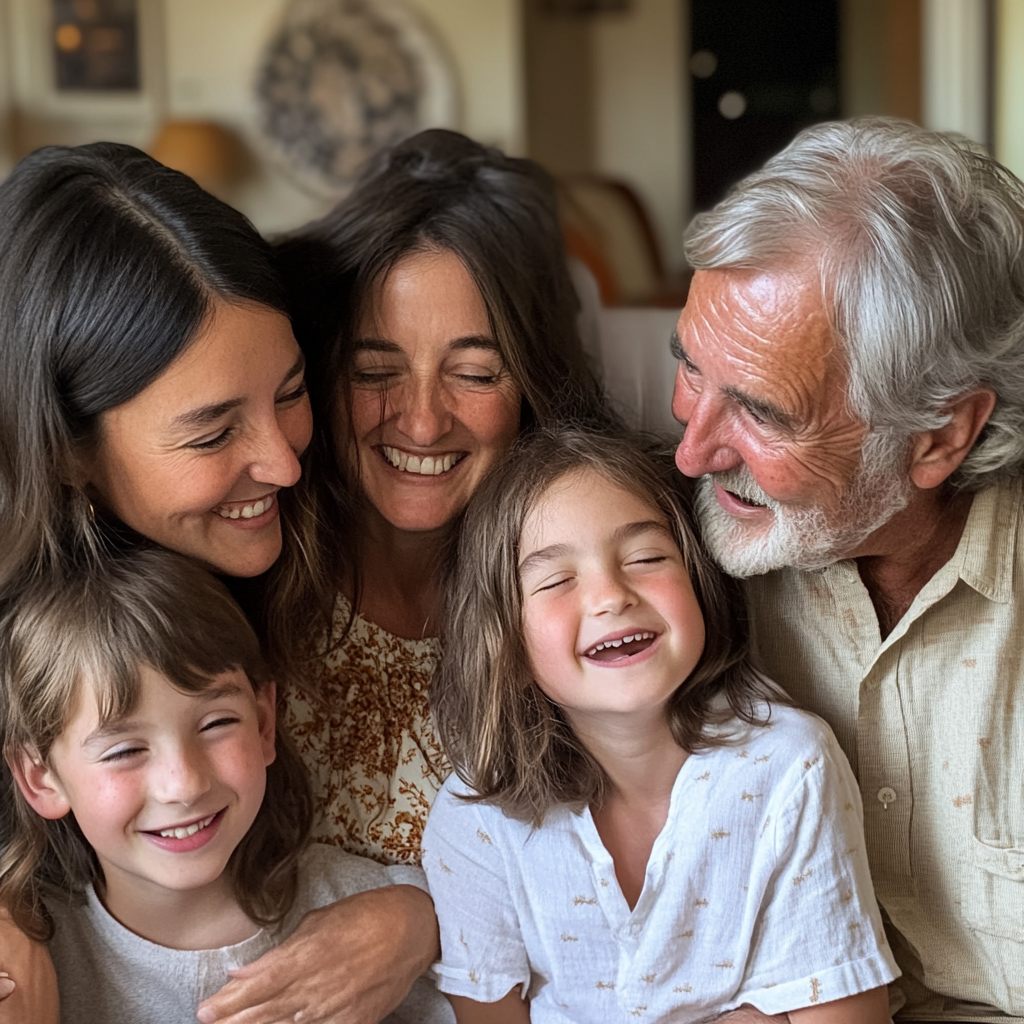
[673, 118, 1024, 1022]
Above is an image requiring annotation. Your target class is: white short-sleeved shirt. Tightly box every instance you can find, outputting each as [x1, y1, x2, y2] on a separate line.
[422, 705, 898, 1023]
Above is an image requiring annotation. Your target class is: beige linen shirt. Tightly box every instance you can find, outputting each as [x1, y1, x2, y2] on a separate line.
[745, 476, 1024, 1022]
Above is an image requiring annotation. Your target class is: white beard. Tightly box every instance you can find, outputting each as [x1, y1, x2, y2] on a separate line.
[694, 431, 913, 577]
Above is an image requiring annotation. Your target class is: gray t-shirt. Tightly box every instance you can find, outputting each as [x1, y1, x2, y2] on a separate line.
[45, 843, 454, 1024]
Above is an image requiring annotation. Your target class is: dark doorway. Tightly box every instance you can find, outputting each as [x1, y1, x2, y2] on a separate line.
[690, 0, 839, 211]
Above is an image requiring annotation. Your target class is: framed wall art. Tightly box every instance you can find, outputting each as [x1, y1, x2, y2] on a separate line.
[5, 0, 164, 148]
[253, 0, 459, 198]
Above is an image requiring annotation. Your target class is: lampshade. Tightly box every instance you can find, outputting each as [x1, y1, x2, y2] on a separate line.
[149, 120, 242, 195]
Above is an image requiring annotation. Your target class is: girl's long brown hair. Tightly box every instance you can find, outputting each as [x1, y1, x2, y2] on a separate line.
[433, 427, 786, 825]
[0, 547, 312, 940]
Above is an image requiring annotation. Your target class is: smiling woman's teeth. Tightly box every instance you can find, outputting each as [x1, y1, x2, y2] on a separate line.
[214, 495, 273, 520]
[157, 813, 216, 839]
[382, 446, 458, 475]
[586, 632, 656, 657]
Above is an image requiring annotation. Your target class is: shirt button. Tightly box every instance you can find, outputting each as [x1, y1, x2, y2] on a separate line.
[877, 786, 897, 809]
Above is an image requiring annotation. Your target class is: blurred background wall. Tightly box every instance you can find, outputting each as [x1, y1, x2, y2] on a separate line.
[0, 0, 1019, 298]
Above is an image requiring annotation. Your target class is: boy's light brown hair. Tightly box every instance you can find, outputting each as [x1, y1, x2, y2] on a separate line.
[0, 546, 312, 940]
[433, 427, 784, 825]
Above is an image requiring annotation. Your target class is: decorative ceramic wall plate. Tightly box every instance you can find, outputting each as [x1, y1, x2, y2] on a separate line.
[254, 0, 459, 197]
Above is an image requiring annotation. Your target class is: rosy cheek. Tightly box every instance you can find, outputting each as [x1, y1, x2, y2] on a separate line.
[727, 433, 813, 500]
[349, 390, 394, 431]
[221, 738, 271, 793]
[75, 775, 143, 839]
[462, 395, 520, 445]
[522, 608, 553, 660]
[281, 399, 314, 454]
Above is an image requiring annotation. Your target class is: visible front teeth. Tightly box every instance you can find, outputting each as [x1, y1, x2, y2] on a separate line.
[585, 632, 656, 657]
[382, 446, 458, 475]
[158, 813, 216, 839]
[214, 495, 273, 520]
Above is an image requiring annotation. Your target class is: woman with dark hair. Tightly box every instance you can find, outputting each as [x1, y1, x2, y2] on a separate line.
[0, 142, 438, 1024]
[0, 140, 310, 587]
[243, 129, 616, 871]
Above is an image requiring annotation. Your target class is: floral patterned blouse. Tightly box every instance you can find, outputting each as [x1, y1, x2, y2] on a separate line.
[283, 594, 451, 866]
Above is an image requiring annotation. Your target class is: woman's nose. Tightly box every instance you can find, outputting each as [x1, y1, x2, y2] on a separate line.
[248, 403, 310, 488]
[394, 375, 453, 446]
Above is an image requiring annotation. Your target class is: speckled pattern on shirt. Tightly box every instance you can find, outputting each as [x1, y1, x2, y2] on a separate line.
[283, 594, 450, 866]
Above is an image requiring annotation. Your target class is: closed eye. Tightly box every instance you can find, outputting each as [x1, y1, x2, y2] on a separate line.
[352, 368, 402, 388]
[276, 382, 308, 404]
[188, 428, 233, 451]
[737, 399, 768, 426]
[201, 715, 241, 732]
[101, 745, 146, 763]
[530, 574, 574, 594]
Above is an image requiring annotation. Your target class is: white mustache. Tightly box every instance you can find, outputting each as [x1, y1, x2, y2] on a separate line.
[709, 466, 779, 511]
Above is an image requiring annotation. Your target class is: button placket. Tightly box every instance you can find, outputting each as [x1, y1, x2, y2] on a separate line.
[858, 646, 916, 897]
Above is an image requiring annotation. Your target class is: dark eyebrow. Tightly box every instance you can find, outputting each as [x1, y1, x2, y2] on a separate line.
[170, 397, 245, 431]
[169, 353, 306, 431]
[518, 542, 571, 577]
[615, 519, 673, 543]
[354, 335, 501, 355]
[82, 682, 248, 747]
[450, 335, 501, 353]
[198, 681, 247, 701]
[353, 338, 402, 354]
[669, 330, 687, 362]
[518, 521, 672, 576]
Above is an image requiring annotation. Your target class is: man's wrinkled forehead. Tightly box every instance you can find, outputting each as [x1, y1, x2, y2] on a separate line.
[676, 268, 844, 422]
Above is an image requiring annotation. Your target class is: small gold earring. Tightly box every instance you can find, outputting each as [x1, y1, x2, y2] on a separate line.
[78, 489, 95, 523]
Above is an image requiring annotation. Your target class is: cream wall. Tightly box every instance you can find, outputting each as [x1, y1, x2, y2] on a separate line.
[524, 0, 688, 276]
[996, 0, 1024, 180]
[162, 0, 326, 233]
[0, 0, 12, 176]
[409, 0, 524, 154]
[591, 0, 687, 273]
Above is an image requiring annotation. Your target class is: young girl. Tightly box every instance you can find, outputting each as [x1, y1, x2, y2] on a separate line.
[0, 547, 450, 1024]
[424, 428, 898, 1024]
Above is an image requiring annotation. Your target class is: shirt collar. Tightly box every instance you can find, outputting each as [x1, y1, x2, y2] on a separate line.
[945, 475, 1021, 606]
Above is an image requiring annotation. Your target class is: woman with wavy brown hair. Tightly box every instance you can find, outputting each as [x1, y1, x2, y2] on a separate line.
[253, 127, 616, 869]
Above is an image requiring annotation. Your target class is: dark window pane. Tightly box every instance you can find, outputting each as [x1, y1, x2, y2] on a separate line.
[52, 0, 140, 92]
[691, 0, 838, 211]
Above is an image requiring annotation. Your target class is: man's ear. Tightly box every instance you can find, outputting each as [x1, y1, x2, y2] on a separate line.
[4, 746, 72, 820]
[908, 389, 997, 490]
[255, 680, 277, 769]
